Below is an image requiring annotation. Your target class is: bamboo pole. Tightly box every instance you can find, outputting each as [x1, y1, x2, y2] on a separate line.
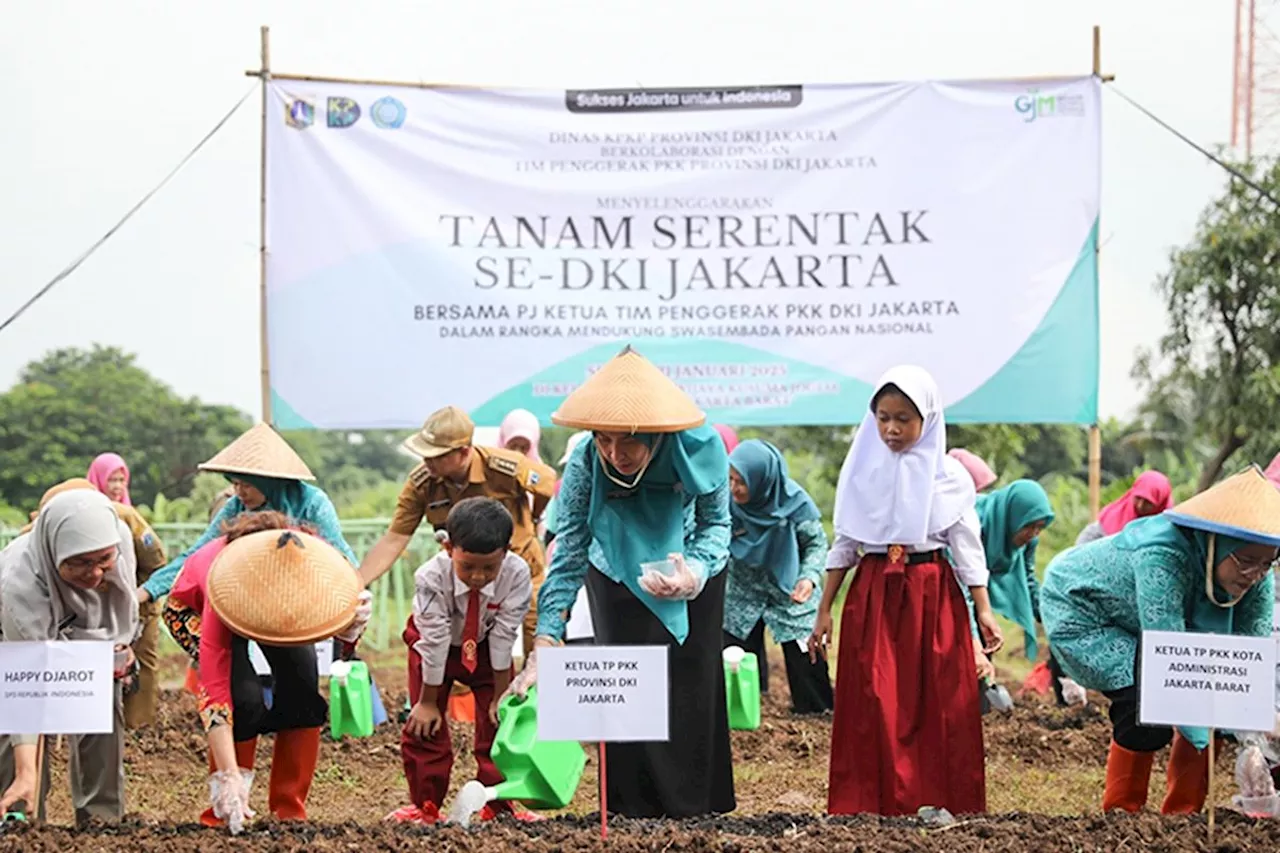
[243, 69, 1109, 90]
[1087, 26, 1106, 520]
[1208, 731, 1217, 841]
[1088, 426, 1102, 519]
[257, 26, 272, 424]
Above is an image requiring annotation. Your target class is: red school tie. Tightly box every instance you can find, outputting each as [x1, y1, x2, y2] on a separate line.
[462, 589, 480, 673]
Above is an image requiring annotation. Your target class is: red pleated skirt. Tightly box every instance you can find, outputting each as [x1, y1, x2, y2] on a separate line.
[827, 552, 986, 816]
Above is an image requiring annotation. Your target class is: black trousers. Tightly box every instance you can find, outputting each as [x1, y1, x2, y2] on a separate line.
[230, 636, 328, 743]
[1047, 650, 1069, 707]
[1103, 646, 1172, 753]
[723, 621, 834, 715]
[586, 567, 735, 817]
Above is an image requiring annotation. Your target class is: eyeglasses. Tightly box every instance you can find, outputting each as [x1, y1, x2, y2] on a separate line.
[62, 547, 119, 577]
[1229, 552, 1280, 577]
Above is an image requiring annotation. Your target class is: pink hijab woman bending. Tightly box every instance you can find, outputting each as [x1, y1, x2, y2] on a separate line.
[1074, 470, 1172, 546]
[714, 425, 740, 454]
[948, 448, 997, 492]
[497, 409, 543, 464]
[87, 453, 132, 506]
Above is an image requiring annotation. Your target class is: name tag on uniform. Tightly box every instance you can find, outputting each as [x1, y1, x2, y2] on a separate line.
[428, 499, 451, 509]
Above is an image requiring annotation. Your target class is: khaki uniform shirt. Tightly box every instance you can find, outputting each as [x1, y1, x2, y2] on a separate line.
[390, 446, 555, 580]
[114, 503, 168, 585]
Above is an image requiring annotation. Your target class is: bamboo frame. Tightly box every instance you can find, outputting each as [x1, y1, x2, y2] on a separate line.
[246, 69, 1114, 88]
[246, 26, 1114, 441]
[257, 26, 272, 424]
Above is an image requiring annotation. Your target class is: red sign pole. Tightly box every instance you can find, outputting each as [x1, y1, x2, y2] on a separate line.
[599, 740, 608, 839]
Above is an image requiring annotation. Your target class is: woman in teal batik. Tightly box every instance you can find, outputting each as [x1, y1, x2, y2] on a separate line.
[722, 439, 833, 714]
[137, 423, 357, 606]
[1041, 466, 1280, 816]
[139, 424, 388, 728]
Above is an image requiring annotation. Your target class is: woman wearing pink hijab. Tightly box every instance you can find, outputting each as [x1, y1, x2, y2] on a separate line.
[714, 425, 740, 454]
[1266, 452, 1280, 488]
[948, 448, 997, 492]
[497, 409, 543, 464]
[87, 453, 132, 505]
[1074, 470, 1172, 547]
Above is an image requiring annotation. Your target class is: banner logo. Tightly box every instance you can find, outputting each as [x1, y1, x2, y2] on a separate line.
[371, 96, 407, 129]
[327, 97, 362, 128]
[285, 98, 315, 130]
[1014, 89, 1086, 123]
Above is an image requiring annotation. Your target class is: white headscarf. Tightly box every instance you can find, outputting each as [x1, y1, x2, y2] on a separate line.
[832, 365, 975, 547]
[0, 490, 138, 644]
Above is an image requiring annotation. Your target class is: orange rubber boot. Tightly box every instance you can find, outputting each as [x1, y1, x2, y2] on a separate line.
[1161, 733, 1210, 814]
[268, 727, 321, 820]
[200, 737, 258, 826]
[1101, 741, 1154, 813]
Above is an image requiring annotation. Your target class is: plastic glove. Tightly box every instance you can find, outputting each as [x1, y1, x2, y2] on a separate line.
[637, 553, 701, 600]
[1178, 726, 1211, 751]
[209, 769, 255, 835]
[1058, 676, 1088, 708]
[503, 637, 553, 700]
[336, 590, 373, 644]
[1237, 744, 1277, 798]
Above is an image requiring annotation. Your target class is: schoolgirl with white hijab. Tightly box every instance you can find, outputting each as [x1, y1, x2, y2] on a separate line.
[0, 489, 139, 824]
[810, 365, 1003, 817]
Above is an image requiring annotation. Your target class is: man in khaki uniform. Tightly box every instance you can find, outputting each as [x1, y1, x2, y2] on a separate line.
[22, 479, 168, 728]
[358, 406, 555, 656]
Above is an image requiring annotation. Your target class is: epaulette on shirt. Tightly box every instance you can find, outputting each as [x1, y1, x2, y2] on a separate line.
[409, 463, 432, 489]
[487, 451, 521, 478]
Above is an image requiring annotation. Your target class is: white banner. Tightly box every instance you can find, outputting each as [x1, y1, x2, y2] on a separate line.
[265, 79, 1100, 428]
[0, 641, 114, 735]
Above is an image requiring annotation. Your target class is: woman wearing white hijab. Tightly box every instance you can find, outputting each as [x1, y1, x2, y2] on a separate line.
[810, 366, 1003, 817]
[0, 490, 139, 823]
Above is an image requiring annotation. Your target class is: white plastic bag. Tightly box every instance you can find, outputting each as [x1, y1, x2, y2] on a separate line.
[1233, 745, 1279, 818]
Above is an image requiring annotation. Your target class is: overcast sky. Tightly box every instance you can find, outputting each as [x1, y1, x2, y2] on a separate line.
[0, 0, 1240, 425]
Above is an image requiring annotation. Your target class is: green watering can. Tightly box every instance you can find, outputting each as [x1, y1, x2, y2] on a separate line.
[490, 685, 586, 807]
[448, 686, 586, 824]
[328, 660, 374, 739]
[723, 646, 761, 731]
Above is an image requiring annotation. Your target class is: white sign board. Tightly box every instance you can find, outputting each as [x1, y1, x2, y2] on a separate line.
[0, 641, 114, 735]
[1140, 630, 1277, 733]
[249, 639, 334, 678]
[537, 645, 668, 742]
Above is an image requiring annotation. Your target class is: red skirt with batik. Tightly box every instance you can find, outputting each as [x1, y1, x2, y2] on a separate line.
[827, 549, 985, 816]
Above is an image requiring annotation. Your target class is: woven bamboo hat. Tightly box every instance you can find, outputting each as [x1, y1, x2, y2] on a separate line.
[551, 346, 704, 433]
[1164, 465, 1280, 547]
[199, 423, 315, 481]
[207, 529, 359, 645]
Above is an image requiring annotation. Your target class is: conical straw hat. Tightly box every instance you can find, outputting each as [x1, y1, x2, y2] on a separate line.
[208, 529, 359, 646]
[551, 346, 704, 433]
[1164, 465, 1280, 547]
[199, 423, 315, 481]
